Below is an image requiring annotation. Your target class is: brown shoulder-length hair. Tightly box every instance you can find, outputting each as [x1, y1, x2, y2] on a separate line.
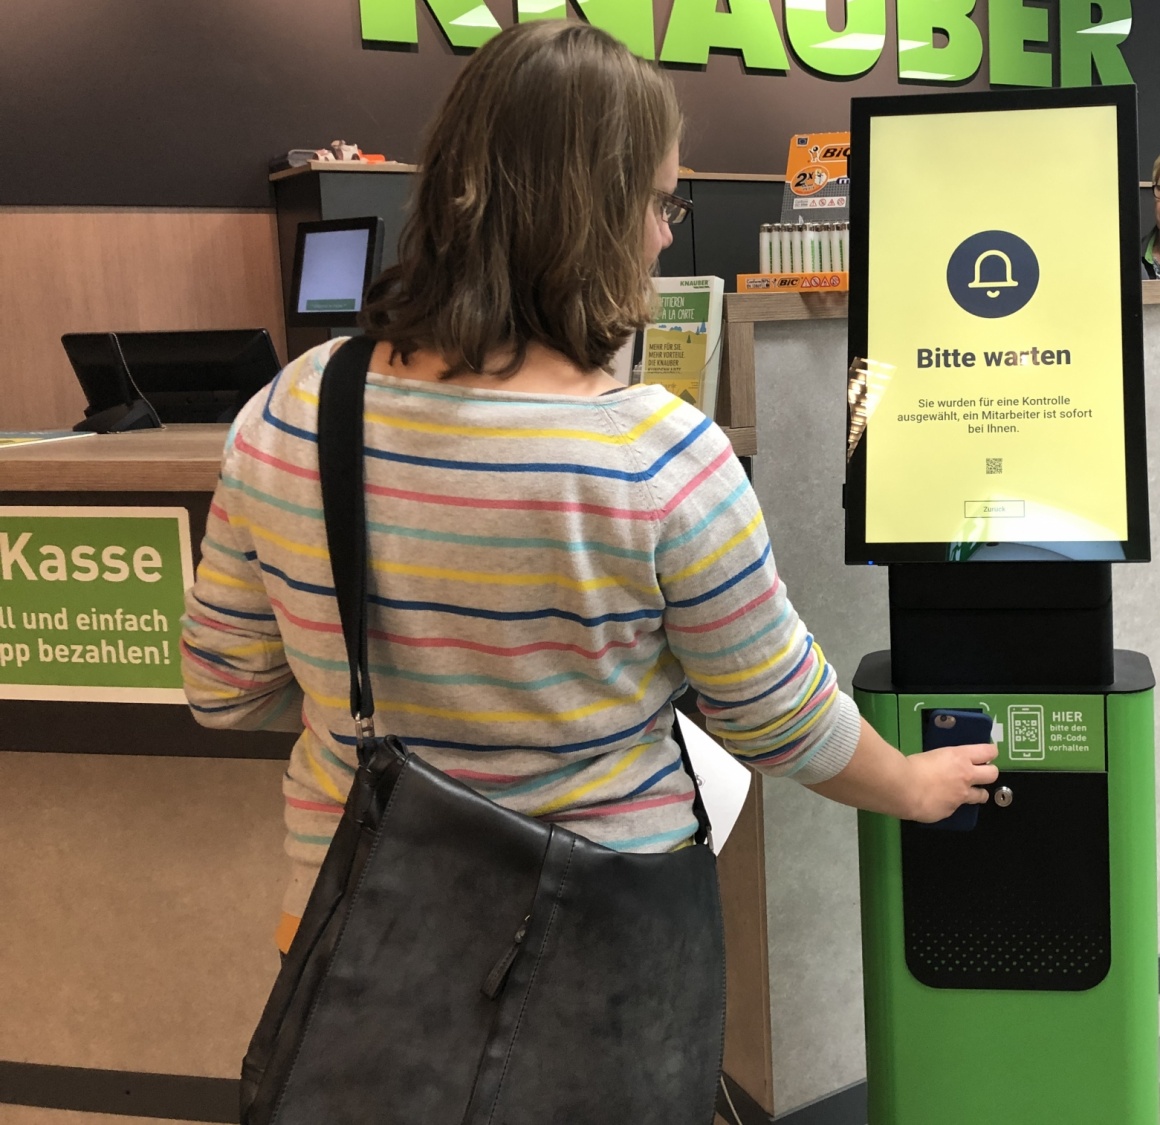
[359, 20, 682, 378]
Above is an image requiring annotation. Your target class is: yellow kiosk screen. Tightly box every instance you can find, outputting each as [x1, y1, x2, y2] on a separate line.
[863, 104, 1128, 552]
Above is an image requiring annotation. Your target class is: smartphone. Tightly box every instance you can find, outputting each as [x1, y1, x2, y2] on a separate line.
[1007, 704, 1045, 761]
[918, 708, 995, 831]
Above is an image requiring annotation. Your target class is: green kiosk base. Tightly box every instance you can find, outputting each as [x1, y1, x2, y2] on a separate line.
[855, 565, 1159, 1125]
[843, 83, 1156, 1125]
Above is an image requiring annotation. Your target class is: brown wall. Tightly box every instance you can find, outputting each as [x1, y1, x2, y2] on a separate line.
[0, 208, 286, 432]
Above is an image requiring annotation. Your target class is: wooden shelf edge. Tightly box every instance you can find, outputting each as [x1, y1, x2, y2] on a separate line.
[268, 169, 1149, 187]
[729, 282, 1160, 321]
[721, 426, 756, 458]
[271, 164, 787, 184]
[269, 160, 418, 181]
[726, 291, 849, 323]
[683, 172, 786, 183]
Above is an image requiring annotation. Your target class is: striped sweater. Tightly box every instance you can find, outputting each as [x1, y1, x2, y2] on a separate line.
[181, 342, 862, 919]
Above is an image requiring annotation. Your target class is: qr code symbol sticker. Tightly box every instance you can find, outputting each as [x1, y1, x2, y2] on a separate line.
[986, 458, 1003, 475]
[1007, 704, 1045, 760]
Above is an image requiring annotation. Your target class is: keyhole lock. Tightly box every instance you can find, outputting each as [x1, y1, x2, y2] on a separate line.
[994, 786, 1014, 808]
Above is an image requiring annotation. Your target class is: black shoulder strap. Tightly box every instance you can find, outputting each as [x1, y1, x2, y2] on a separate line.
[316, 336, 713, 845]
[317, 335, 379, 759]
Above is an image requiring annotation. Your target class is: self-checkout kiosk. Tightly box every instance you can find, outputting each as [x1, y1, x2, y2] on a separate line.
[846, 87, 1158, 1124]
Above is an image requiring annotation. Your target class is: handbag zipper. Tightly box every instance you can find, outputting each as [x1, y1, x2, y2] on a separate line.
[481, 915, 530, 1000]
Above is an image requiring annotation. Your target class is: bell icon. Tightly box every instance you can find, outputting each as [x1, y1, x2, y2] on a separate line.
[948, 231, 1039, 318]
[967, 250, 1019, 298]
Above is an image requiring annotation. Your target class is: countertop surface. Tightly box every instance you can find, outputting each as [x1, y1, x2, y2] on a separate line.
[0, 419, 757, 491]
[0, 425, 229, 493]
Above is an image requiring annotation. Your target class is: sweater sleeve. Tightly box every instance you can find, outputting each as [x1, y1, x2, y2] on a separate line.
[180, 403, 305, 733]
[654, 414, 861, 784]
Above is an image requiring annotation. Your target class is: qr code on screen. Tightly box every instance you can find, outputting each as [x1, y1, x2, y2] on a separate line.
[986, 458, 1003, 475]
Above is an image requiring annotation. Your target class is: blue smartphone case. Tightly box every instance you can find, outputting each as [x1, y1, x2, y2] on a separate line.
[918, 708, 994, 831]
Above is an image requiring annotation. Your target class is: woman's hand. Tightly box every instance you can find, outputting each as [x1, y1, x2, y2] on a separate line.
[903, 743, 999, 823]
[805, 716, 998, 821]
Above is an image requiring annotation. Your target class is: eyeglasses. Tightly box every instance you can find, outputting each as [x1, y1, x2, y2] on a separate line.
[1153, 182, 1160, 199]
[654, 189, 693, 226]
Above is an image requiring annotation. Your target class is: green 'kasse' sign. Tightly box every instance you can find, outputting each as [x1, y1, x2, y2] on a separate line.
[0, 508, 194, 703]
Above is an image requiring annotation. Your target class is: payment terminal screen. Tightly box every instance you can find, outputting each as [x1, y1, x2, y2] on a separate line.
[850, 95, 1147, 563]
[296, 228, 372, 315]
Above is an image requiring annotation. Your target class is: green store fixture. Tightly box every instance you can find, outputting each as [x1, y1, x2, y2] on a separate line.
[846, 87, 1157, 1125]
[855, 635, 1157, 1124]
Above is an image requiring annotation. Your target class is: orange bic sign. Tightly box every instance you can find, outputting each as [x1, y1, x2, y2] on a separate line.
[786, 132, 850, 197]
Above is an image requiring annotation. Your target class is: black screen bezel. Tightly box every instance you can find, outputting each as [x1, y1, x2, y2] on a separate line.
[845, 85, 1149, 566]
[286, 216, 384, 329]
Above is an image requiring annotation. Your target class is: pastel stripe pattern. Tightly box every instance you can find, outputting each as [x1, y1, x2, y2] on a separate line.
[181, 342, 862, 919]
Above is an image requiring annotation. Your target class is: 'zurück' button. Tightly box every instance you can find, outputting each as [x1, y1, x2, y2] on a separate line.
[964, 500, 1025, 518]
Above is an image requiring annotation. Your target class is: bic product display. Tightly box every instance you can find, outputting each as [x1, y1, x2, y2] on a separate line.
[759, 221, 848, 274]
[741, 221, 849, 292]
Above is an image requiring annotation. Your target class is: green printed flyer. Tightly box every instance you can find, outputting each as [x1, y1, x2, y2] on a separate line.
[0, 508, 194, 703]
[642, 283, 716, 410]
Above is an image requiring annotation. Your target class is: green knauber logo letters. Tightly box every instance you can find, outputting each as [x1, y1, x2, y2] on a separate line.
[359, 1, 1134, 88]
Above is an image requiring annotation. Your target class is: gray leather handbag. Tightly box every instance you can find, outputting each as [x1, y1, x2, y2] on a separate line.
[239, 335, 726, 1125]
